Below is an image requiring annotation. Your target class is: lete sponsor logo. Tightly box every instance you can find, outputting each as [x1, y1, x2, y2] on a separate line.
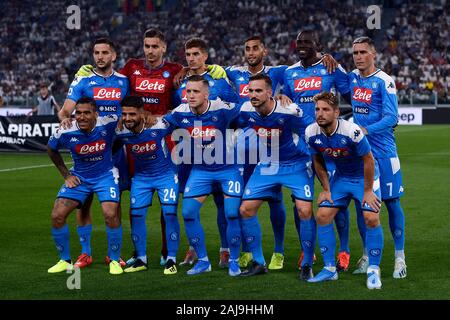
[187, 126, 217, 138]
[253, 126, 282, 138]
[93, 88, 121, 100]
[75, 140, 106, 154]
[135, 78, 166, 93]
[294, 77, 322, 91]
[239, 84, 249, 97]
[352, 87, 372, 103]
[131, 141, 157, 154]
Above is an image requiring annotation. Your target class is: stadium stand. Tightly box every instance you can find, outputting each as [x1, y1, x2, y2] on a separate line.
[0, 0, 448, 106]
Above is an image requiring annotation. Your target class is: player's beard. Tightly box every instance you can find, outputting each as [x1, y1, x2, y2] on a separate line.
[247, 56, 263, 68]
[250, 98, 264, 108]
[125, 119, 141, 132]
[96, 61, 112, 72]
[317, 118, 334, 129]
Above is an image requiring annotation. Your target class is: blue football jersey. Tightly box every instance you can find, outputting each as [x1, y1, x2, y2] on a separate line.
[115, 118, 174, 177]
[226, 65, 287, 104]
[305, 119, 371, 179]
[47, 115, 118, 179]
[173, 72, 239, 107]
[236, 100, 314, 165]
[67, 70, 129, 117]
[283, 58, 350, 119]
[349, 69, 399, 159]
[163, 99, 240, 171]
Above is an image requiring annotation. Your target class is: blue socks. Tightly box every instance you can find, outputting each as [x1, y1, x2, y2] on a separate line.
[52, 224, 71, 261]
[366, 224, 384, 267]
[77, 224, 92, 256]
[356, 205, 367, 251]
[106, 225, 123, 262]
[241, 216, 265, 265]
[385, 198, 405, 251]
[214, 192, 228, 249]
[130, 208, 148, 258]
[317, 223, 336, 267]
[269, 199, 286, 254]
[224, 197, 242, 260]
[334, 208, 350, 253]
[162, 205, 180, 258]
[182, 198, 207, 259]
[299, 217, 316, 267]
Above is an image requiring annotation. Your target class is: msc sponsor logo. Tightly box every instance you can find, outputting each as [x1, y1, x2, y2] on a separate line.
[298, 96, 314, 103]
[354, 106, 370, 114]
[98, 105, 118, 112]
[142, 97, 160, 104]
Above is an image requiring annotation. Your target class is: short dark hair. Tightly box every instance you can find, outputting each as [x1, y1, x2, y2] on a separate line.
[185, 37, 208, 53]
[187, 74, 209, 88]
[313, 92, 339, 110]
[121, 95, 144, 109]
[93, 37, 116, 52]
[245, 35, 265, 47]
[353, 36, 376, 50]
[144, 28, 166, 43]
[76, 97, 97, 110]
[249, 73, 272, 88]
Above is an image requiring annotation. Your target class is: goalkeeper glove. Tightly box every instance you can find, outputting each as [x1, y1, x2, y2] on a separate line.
[75, 64, 94, 77]
[206, 64, 226, 80]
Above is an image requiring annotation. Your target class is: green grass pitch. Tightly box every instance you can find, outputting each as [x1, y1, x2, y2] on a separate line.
[1, 125, 449, 300]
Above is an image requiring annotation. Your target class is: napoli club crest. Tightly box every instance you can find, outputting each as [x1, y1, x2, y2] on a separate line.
[162, 71, 170, 78]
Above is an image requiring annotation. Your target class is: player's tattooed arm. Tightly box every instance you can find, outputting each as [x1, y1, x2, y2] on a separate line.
[47, 146, 81, 188]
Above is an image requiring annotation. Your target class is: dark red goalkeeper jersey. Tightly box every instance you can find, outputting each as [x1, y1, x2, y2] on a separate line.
[120, 58, 183, 115]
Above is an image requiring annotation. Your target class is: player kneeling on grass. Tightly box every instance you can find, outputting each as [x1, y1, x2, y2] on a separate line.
[115, 96, 180, 275]
[305, 92, 384, 289]
[47, 97, 124, 275]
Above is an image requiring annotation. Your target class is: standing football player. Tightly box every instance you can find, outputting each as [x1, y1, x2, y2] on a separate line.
[174, 38, 240, 269]
[349, 36, 407, 279]
[58, 38, 129, 269]
[283, 30, 352, 272]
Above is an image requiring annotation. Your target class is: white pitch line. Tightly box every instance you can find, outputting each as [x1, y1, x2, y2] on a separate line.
[0, 162, 73, 173]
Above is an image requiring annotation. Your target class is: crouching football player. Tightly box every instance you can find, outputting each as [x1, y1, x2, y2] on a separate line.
[47, 97, 124, 275]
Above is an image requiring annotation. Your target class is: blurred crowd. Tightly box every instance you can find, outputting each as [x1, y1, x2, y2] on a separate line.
[0, 0, 448, 106]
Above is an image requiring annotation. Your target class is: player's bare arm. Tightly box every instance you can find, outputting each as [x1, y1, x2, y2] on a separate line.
[321, 53, 338, 74]
[47, 146, 80, 188]
[362, 152, 381, 212]
[313, 154, 333, 204]
[275, 94, 292, 107]
[58, 99, 76, 128]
